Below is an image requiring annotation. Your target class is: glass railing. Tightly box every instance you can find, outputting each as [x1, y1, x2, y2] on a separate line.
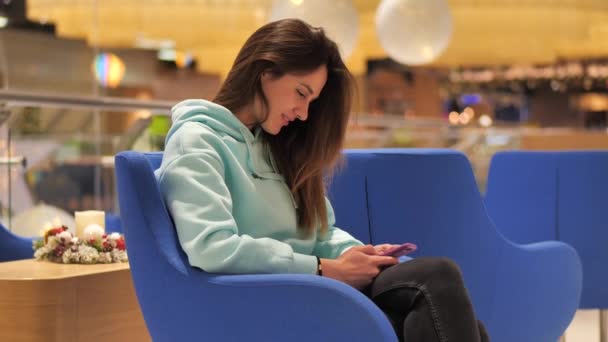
[0, 90, 173, 237]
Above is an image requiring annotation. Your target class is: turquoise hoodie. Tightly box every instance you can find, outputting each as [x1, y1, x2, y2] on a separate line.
[155, 99, 363, 275]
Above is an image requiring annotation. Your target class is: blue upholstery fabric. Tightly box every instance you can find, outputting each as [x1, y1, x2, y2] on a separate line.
[0, 223, 34, 262]
[331, 149, 581, 342]
[486, 151, 608, 309]
[559, 152, 608, 308]
[105, 212, 123, 234]
[326, 153, 374, 244]
[485, 152, 560, 243]
[115, 151, 397, 342]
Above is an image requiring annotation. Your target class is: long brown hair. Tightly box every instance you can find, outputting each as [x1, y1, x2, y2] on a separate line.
[213, 18, 354, 236]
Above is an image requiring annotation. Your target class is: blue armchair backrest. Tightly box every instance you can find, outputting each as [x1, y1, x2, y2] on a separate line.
[116, 151, 191, 276]
[485, 152, 559, 242]
[0, 224, 34, 262]
[327, 152, 374, 244]
[558, 152, 608, 308]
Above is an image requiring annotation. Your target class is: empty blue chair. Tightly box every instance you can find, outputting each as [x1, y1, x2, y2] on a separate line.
[333, 149, 581, 342]
[115, 151, 398, 342]
[486, 151, 608, 311]
[0, 223, 34, 262]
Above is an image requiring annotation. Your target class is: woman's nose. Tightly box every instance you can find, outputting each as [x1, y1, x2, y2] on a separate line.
[295, 103, 309, 121]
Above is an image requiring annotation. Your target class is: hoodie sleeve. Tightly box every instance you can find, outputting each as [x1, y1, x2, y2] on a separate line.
[157, 125, 317, 275]
[312, 197, 364, 259]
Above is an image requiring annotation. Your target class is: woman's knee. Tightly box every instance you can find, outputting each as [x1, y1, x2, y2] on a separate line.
[372, 256, 465, 291]
[425, 257, 465, 285]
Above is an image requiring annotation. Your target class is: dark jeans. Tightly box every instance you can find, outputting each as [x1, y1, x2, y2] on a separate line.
[363, 257, 490, 342]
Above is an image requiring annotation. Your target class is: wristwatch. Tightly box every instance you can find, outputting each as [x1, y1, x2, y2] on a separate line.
[316, 256, 323, 276]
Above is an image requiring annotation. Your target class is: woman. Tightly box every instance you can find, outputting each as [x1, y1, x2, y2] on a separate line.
[156, 18, 489, 342]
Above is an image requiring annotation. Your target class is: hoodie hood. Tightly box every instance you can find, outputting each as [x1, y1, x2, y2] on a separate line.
[167, 99, 255, 144]
[166, 99, 288, 185]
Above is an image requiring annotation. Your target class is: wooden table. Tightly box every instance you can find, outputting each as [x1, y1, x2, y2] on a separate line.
[0, 259, 151, 342]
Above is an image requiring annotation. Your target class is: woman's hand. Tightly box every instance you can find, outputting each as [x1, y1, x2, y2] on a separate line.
[321, 245, 398, 289]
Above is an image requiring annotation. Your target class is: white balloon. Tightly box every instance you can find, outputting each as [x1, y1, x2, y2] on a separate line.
[269, 0, 359, 59]
[375, 0, 452, 65]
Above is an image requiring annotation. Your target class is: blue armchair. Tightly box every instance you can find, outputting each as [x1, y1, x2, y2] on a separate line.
[331, 149, 582, 342]
[114, 151, 397, 342]
[0, 223, 34, 262]
[486, 151, 608, 310]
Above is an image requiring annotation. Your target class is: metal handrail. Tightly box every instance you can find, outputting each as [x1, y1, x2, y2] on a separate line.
[0, 89, 174, 113]
[0, 156, 25, 166]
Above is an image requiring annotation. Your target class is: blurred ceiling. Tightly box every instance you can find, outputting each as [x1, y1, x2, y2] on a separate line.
[26, 0, 608, 76]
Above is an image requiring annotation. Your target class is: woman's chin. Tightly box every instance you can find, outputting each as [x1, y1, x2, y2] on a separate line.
[261, 123, 282, 135]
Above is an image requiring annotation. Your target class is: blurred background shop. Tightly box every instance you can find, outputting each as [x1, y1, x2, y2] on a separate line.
[1, 0, 607, 231]
[1, 0, 607, 229]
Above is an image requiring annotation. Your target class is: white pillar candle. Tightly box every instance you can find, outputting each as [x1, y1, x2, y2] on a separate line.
[75, 211, 105, 238]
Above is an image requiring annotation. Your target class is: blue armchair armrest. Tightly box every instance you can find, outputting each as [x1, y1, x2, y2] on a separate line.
[208, 273, 397, 341]
[134, 267, 398, 342]
[492, 240, 582, 341]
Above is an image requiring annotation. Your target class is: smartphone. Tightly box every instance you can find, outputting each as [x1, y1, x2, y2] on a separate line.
[379, 243, 417, 257]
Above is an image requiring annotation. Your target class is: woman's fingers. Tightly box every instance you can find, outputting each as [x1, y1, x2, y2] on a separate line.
[373, 244, 393, 254]
[370, 255, 399, 266]
[351, 244, 378, 255]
